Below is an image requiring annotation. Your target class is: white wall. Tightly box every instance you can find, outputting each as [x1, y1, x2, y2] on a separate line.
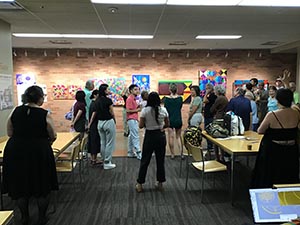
[0, 19, 13, 136]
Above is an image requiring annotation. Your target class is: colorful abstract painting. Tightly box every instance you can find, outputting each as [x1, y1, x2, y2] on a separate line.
[233, 79, 268, 97]
[52, 85, 68, 100]
[158, 80, 192, 103]
[93, 77, 126, 105]
[68, 85, 82, 100]
[199, 69, 227, 97]
[132, 75, 150, 92]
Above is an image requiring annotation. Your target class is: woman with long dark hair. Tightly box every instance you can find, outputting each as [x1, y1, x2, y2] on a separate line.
[71, 90, 86, 140]
[87, 90, 102, 165]
[136, 92, 169, 192]
[93, 84, 116, 170]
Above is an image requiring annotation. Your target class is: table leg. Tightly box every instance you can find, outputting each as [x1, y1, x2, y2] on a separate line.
[231, 154, 235, 206]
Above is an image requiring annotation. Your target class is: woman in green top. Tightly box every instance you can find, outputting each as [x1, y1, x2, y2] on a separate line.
[164, 83, 183, 159]
[188, 85, 203, 127]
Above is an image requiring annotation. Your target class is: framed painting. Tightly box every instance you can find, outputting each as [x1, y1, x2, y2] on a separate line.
[158, 80, 192, 103]
[199, 69, 227, 97]
[132, 75, 150, 92]
[93, 77, 126, 105]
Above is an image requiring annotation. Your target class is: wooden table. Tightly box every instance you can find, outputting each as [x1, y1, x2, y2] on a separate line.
[202, 130, 263, 205]
[0, 211, 13, 225]
[0, 132, 80, 159]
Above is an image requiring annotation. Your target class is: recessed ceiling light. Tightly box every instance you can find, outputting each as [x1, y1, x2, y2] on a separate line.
[167, 0, 239, 6]
[196, 35, 242, 39]
[13, 33, 153, 39]
[239, 0, 300, 7]
[91, 0, 165, 4]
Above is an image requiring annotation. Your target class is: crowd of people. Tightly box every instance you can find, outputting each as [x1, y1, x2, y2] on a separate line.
[2, 77, 300, 224]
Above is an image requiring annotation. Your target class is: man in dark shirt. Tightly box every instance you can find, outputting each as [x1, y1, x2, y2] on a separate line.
[227, 87, 252, 131]
[203, 83, 217, 149]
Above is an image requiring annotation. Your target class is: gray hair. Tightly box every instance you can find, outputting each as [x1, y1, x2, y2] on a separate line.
[206, 83, 214, 90]
[214, 85, 226, 95]
[85, 80, 94, 90]
[235, 87, 245, 96]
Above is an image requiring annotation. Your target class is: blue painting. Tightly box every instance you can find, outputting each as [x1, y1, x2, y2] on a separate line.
[132, 75, 150, 92]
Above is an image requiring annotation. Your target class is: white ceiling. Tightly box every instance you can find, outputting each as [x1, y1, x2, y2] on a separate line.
[1, 0, 300, 52]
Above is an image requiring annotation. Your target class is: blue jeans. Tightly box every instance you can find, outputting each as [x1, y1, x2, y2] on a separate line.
[98, 119, 116, 163]
[127, 119, 141, 154]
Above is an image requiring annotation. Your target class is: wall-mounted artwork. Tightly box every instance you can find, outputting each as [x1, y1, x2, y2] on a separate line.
[52, 85, 68, 100]
[233, 80, 269, 96]
[0, 74, 13, 110]
[16, 73, 36, 105]
[158, 80, 192, 103]
[93, 78, 126, 105]
[199, 69, 227, 97]
[68, 85, 82, 100]
[132, 75, 150, 92]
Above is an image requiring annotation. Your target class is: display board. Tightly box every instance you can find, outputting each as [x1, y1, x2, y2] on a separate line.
[198, 69, 227, 97]
[249, 188, 300, 223]
[0, 74, 13, 110]
[158, 80, 192, 103]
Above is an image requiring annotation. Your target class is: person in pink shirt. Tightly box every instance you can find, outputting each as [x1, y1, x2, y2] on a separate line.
[126, 84, 142, 159]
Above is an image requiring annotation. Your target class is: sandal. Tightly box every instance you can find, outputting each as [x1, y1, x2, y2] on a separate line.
[135, 183, 143, 193]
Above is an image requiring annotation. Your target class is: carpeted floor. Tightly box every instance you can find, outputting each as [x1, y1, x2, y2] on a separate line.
[4, 154, 262, 225]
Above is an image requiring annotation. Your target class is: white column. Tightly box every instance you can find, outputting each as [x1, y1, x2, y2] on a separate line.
[0, 19, 13, 136]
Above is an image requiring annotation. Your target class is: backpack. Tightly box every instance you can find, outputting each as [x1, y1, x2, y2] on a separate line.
[224, 112, 245, 136]
[183, 126, 202, 147]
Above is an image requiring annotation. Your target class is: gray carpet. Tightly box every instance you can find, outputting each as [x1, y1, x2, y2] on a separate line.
[5, 156, 260, 225]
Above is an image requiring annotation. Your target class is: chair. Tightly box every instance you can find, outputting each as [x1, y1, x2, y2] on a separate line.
[179, 135, 188, 177]
[184, 137, 227, 202]
[56, 142, 82, 188]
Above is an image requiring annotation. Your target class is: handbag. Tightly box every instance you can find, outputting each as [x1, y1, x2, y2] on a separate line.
[65, 111, 72, 120]
[205, 122, 229, 138]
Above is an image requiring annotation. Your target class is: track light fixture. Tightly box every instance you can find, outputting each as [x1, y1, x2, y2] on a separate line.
[44, 50, 47, 57]
[109, 51, 113, 57]
[56, 50, 60, 57]
[259, 52, 262, 58]
[152, 51, 155, 58]
[225, 51, 229, 58]
[167, 52, 171, 58]
[13, 50, 17, 57]
[186, 51, 190, 58]
[77, 50, 80, 57]
[206, 51, 210, 58]
[93, 49, 96, 57]
[247, 51, 251, 58]
[138, 51, 141, 58]
[24, 50, 28, 57]
[122, 51, 126, 58]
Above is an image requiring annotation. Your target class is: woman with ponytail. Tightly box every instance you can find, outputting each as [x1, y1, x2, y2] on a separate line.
[135, 92, 169, 192]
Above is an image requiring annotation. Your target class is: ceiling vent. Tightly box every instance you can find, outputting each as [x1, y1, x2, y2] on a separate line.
[261, 41, 282, 46]
[169, 41, 187, 46]
[0, 2, 23, 10]
[49, 40, 72, 45]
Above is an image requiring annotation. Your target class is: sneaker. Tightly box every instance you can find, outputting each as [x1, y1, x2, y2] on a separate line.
[135, 183, 143, 193]
[154, 182, 164, 192]
[103, 162, 116, 170]
[136, 151, 142, 160]
[127, 152, 135, 158]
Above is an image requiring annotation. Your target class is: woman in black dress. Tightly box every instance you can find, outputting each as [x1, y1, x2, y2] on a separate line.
[3, 85, 58, 225]
[87, 90, 102, 165]
[251, 88, 300, 188]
